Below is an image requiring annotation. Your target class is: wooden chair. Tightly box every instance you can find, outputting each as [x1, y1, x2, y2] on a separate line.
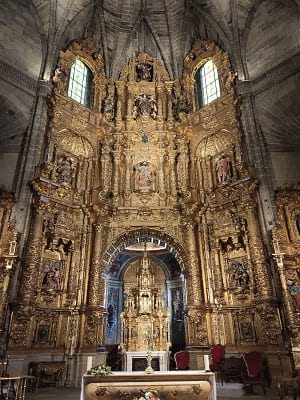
[174, 350, 189, 370]
[242, 351, 266, 396]
[224, 356, 247, 383]
[210, 345, 225, 384]
[0, 376, 32, 400]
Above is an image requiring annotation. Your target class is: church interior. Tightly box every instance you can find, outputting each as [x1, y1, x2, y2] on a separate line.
[0, 0, 300, 395]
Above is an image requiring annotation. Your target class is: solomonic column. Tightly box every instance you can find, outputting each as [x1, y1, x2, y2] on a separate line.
[19, 205, 44, 302]
[245, 200, 273, 300]
[185, 220, 204, 306]
[88, 223, 105, 306]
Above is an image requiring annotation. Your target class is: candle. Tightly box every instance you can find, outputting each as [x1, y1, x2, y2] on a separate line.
[87, 356, 93, 371]
[204, 355, 210, 371]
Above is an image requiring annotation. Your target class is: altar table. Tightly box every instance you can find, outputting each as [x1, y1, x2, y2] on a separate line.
[81, 370, 216, 400]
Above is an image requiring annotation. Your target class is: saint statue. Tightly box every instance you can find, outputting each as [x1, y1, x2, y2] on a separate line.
[216, 155, 231, 184]
[137, 162, 153, 188]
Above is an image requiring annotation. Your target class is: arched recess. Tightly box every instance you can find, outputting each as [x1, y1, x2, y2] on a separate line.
[102, 228, 188, 274]
[102, 229, 189, 348]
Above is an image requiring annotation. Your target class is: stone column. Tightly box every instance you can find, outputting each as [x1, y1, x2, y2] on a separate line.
[88, 223, 105, 306]
[237, 81, 275, 231]
[185, 221, 203, 306]
[246, 202, 273, 299]
[13, 80, 52, 250]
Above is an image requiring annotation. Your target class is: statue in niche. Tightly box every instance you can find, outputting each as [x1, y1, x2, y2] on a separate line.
[132, 94, 157, 120]
[41, 259, 64, 290]
[102, 79, 115, 117]
[240, 322, 254, 341]
[53, 67, 66, 85]
[287, 276, 300, 310]
[107, 304, 115, 330]
[36, 324, 49, 343]
[136, 162, 153, 189]
[172, 81, 191, 119]
[56, 156, 76, 184]
[227, 259, 250, 288]
[216, 155, 232, 184]
[136, 62, 153, 82]
[173, 290, 184, 320]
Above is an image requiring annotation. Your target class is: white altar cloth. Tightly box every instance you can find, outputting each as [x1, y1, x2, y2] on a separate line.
[81, 370, 216, 400]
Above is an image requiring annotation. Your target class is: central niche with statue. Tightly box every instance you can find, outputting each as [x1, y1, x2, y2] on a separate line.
[105, 240, 185, 370]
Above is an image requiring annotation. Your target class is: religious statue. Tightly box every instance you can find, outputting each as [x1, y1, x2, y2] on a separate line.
[227, 259, 250, 288]
[52, 67, 66, 84]
[56, 156, 76, 184]
[136, 63, 153, 81]
[102, 79, 115, 117]
[41, 259, 64, 290]
[172, 81, 191, 119]
[133, 94, 157, 120]
[136, 162, 153, 188]
[216, 155, 232, 184]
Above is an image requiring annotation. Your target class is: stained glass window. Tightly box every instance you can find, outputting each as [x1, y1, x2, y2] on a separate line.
[194, 60, 220, 108]
[68, 59, 93, 107]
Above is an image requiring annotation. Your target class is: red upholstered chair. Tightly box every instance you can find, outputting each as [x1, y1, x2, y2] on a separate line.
[210, 345, 225, 384]
[242, 351, 266, 396]
[174, 350, 189, 370]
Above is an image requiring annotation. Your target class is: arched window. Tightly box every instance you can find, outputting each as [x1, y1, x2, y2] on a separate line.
[194, 60, 220, 109]
[68, 59, 93, 108]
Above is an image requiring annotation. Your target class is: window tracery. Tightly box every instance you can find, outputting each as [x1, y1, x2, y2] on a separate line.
[68, 59, 93, 107]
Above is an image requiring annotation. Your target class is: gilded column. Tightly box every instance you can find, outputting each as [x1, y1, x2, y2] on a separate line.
[246, 201, 272, 299]
[158, 152, 165, 195]
[169, 150, 177, 198]
[156, 84, 163, 130]
[115, 81, 125, 131]
[185, 221, 203, 306]
[165, 83, 174, 129]
[88, 223, 104, 305]
[18, 207, 44, 302]
[273, 248, 294, 333]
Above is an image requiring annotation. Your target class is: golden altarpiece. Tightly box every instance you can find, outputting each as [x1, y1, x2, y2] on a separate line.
[2, 37, 299, 380]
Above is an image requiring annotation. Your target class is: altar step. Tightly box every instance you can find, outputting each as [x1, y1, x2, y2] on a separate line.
[216, 382, 244, 398]
[217, 382, 279, 399]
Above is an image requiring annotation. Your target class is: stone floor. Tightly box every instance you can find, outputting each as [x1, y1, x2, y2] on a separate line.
[23, 385, 294, 399]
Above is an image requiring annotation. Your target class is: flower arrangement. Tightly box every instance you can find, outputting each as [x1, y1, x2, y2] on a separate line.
[132, 390, 160, 400]
[86, 364, 112, 376]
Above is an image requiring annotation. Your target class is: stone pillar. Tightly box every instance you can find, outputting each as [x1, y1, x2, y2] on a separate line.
[185, 221, 203, 306]
[246, 202, 273, 300]
[13, 80, 52, 250]
[88, 223, 105, 306]
[237, 81, 275, 231]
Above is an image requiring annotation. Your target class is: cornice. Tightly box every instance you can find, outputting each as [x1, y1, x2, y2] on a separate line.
[0, 59, 37, 96]
[251, 52, 300, 96]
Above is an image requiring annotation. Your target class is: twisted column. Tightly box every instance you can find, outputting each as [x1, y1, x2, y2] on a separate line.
[88, 223, 105, 305]
[246, 203, 272, 299]
[185, 221, 203, 306]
